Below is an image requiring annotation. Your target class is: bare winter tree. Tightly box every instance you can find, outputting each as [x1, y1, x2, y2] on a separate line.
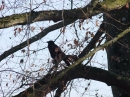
[0, 0, 130, 97]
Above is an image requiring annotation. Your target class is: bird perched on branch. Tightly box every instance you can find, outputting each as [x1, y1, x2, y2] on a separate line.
[47, 40, 70, 66]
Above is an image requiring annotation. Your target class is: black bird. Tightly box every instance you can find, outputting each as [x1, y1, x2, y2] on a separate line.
[47, 41, 70, 66]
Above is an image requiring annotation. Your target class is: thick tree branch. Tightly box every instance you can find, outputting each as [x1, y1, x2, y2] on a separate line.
[0, 19, 76, 62]
[0, 9, 85, 29]
[54, 85, 65, 97]
[0, 0, 129, 29]
[0, 5, 97, 29]
[12, 65, 130, 97]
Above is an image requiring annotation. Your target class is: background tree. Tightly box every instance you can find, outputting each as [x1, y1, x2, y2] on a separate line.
[0, 0, 130, 97]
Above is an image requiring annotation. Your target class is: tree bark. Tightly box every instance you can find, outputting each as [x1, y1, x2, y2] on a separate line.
[105, 5, 130, 97]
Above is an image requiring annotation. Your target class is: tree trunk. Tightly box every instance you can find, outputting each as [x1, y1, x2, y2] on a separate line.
[105, 6, 130, 97]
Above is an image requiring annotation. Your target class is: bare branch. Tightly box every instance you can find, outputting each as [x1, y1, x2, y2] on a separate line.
[78, 23, 105, 58]
[0, 19, 76, 62]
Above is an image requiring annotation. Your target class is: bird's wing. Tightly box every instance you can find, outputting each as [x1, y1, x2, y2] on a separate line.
[48, 45, 57, 59]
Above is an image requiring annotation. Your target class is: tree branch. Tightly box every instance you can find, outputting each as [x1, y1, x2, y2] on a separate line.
[54, 85, 65, 97]
[0, 9, 85, 29]
[12, 65, 130, 97]
[0, 19, 76, 62]
[78, 22, 105, 58]
[0, 0, 129, 29]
